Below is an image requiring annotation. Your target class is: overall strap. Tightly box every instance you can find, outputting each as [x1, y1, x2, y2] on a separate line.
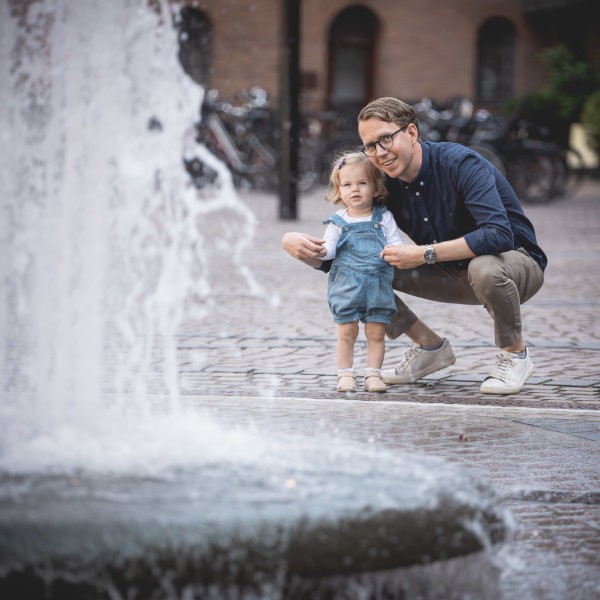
[371, 204, 386, 224]
[328, 213, 347, 228]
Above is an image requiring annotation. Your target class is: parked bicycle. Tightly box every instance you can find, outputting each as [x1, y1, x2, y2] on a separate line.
[184, 87, 321, 193]
[413, 96, 584, 203]
[468, 113, 584, 203]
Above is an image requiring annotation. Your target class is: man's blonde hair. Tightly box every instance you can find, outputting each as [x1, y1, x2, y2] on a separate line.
[358, 97, 418, 129]
[325, 151, 388, 205]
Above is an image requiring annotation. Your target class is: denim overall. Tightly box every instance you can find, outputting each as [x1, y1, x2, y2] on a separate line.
[325, 204, 397, 324]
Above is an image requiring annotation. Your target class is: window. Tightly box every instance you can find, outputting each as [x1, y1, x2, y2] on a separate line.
[328, 6, 378, 114]
[476, 17, 516, 105]
[177, 7, 212, 86]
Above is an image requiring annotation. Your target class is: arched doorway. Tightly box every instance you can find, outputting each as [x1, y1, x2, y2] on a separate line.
[476, 17, 516, 106]
[176, 7, 212, 86]
[327, 5, 378, 117]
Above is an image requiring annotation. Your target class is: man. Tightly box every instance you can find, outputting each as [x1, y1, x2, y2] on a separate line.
[282, 97, 546, 395]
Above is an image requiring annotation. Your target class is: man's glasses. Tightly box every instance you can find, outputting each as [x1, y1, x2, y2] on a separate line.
[360, 126, 408, 157]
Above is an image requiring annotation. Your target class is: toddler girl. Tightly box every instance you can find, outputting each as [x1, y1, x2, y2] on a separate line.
[319, 152, 404, 393]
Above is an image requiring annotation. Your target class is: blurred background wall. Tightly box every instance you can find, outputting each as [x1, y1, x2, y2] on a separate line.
[175, 0, 599, 113]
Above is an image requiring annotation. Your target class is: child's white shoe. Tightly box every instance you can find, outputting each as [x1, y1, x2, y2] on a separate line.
[337, 371, 356, 392]
[365, 374, 387, 393]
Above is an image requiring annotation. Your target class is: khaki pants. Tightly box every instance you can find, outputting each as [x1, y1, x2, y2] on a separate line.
[390, 249, 545, 348]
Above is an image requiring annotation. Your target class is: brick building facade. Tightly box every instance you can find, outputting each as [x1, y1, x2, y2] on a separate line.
[174, 0, 599, 113]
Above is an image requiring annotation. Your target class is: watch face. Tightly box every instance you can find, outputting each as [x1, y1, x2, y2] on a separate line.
[424, 248, 436, 264]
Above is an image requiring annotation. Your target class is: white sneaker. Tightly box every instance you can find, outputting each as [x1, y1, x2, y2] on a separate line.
[381, 339, 456, 384]
[480, 349, 533, 395]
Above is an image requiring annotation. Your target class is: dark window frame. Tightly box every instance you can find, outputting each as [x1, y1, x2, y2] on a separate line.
[327, 5, 378, 114]
[476, 17, 516, 106]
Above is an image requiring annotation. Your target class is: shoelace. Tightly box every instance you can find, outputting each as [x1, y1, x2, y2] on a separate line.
[489, 352, 515, 381]
[396, 344, 422, 371]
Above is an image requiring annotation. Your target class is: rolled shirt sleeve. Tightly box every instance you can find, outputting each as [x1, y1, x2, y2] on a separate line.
[455, 153, 514, 256]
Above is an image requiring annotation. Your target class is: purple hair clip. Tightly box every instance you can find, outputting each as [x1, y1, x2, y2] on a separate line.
[336, 156, 346, 170]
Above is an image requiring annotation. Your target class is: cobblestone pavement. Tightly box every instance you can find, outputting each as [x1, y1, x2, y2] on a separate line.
[177, 179, 600, 599]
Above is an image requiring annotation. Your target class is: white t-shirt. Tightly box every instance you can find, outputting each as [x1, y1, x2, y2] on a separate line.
[320, 207, 404, 261]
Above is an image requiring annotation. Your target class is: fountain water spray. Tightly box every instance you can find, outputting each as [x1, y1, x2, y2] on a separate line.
[1, 0, 262, 474]
[0, 2, 510, 597]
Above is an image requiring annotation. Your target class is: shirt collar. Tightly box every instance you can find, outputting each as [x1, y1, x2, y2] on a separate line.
[398, 141, 429, 189]
[417, 141, 430, 183]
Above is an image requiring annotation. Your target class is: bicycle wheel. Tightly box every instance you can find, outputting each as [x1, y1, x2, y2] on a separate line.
[241, 128, 284, 191]
[551, 147, 585, 199]
[506, 148, 555, 204]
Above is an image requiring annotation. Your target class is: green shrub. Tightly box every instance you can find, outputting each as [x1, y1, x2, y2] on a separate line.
[503, 44, 600, 146]
[541, 45, 598, 122]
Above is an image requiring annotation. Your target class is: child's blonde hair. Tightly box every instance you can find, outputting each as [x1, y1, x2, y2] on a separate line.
[325, 151, 389, 205]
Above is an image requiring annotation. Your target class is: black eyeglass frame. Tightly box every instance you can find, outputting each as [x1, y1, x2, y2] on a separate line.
[360, 125, 409, 157]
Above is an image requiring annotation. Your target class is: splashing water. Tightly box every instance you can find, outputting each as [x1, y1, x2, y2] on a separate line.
[0, 7, 511, 596]
[0, 0, 262, 475]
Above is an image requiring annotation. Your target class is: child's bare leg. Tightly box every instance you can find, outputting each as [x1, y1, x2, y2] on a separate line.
[337, 321, 359, 370]
[364, 322, 387, 393]
[365, 322, 386, 369]
[336, 321, 359, 392]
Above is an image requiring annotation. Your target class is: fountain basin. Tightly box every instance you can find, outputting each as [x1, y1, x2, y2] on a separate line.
[0, 440, 509, 599]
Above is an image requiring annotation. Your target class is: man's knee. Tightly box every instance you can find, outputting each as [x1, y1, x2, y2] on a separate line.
[468, 255, 506, 297]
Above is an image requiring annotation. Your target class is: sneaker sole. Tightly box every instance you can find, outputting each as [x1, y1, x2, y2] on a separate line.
[479, 363, 534, 395]
[381, 354, 456, 384]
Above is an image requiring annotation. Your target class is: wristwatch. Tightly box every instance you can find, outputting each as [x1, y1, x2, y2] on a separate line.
[423, 244, 437, 265]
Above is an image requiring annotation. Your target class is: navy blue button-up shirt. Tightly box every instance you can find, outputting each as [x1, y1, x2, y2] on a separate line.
[383, 141, 547, 271]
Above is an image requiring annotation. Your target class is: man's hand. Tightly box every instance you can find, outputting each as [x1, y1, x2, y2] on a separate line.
[381, 238, 475, 268]
[380, 244, 424, 269]
[281, 232, 326, 264]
